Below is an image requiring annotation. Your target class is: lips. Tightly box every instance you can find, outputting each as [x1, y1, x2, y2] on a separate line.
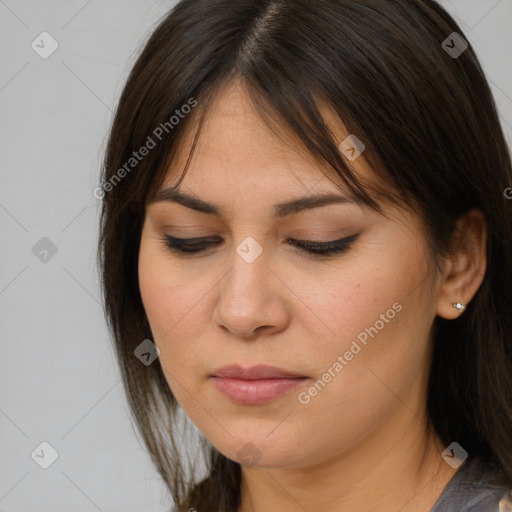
[211, 364, 307, 380]
[210, 364, 308, 405]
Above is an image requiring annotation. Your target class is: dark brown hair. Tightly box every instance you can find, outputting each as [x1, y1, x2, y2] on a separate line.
[98, 1, 512, 510]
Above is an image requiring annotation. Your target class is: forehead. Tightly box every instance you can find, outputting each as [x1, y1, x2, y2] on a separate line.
[157, 81, 374, 204]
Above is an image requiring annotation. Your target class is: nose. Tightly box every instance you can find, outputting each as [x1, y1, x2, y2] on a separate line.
[212, 243, 290, 340]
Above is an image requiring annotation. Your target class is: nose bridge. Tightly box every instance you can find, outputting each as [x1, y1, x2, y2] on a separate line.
[213, 235, 287, 338]
[222, 235, 271, 308]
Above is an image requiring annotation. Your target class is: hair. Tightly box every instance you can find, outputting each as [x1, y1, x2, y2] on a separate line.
[97, 0, 512, 510]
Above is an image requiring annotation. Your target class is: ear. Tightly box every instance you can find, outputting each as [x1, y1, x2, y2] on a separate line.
[436, 209, 487, 320]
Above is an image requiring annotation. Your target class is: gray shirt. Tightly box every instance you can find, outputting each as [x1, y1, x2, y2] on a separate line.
[430, 457, 512, 511]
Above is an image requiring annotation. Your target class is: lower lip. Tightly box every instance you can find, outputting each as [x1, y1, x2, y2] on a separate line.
[211, 377, 307, 405]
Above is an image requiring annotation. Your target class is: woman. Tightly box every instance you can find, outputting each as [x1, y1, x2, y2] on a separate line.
[98, 0, 512, 510]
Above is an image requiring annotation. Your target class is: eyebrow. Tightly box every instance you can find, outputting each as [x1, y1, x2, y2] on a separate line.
[148, 188, 356, 219]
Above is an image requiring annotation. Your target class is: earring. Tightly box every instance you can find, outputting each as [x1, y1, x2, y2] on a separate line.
[452, 302, 466, 312]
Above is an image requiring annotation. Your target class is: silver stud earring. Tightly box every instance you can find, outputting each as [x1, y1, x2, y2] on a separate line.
[452, 302, 466, 312]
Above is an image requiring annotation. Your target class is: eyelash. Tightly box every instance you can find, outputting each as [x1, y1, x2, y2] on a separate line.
[162, 233, 360, 258]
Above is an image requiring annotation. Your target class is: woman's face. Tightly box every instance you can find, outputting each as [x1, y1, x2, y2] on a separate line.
[138, 82, 442, 470]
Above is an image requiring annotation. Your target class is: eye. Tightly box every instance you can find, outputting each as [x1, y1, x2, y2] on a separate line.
[286, 233, 360, 257]
[162, 233, 360, 258]
[163, 236, 223, 254]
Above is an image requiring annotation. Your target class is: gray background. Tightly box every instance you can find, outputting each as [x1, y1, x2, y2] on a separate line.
[0, 1, 510, 511]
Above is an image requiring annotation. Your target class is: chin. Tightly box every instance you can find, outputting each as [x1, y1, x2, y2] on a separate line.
[211, 433, 303, 469]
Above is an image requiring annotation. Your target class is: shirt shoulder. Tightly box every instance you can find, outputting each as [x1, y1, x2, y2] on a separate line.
[430, 457, 512, 512]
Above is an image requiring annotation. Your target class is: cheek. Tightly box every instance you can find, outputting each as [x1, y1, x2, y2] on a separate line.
[138, 249, 171, 335]
[291, 248, 433, 400]
[138, 233, 191, 331]
[138, 241, 213, 373]
[280, 257, 408, 360]
[287, 281, 433, 465]
[303, 264, 432, 392]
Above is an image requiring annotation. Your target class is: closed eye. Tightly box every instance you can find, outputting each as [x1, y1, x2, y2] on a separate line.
[162, 233, 360, 259]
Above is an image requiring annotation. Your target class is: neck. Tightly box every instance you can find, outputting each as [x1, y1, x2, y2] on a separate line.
[237, 412, 456, 512]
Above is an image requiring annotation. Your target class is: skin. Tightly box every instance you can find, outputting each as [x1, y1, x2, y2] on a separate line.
[138, 80, 487, 512]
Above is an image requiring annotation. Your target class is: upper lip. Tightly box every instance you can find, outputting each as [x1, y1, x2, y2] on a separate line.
[211, 364, 307, 380]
